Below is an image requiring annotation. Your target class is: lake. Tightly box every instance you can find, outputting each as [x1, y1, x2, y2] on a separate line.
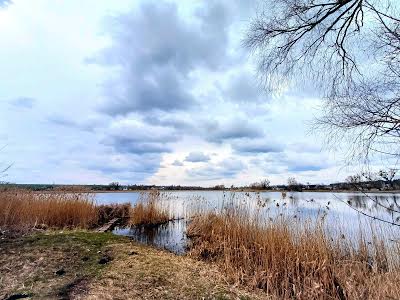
[94, 191, 400, 254]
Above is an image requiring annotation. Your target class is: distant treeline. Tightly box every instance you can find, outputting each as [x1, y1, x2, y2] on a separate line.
[2, 178, 400, 192]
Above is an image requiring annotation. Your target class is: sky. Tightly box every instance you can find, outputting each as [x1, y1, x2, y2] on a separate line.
[0, 0, 365, 186]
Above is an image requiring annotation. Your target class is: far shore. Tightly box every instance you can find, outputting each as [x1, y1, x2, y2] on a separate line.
[39, 188, 400, 194]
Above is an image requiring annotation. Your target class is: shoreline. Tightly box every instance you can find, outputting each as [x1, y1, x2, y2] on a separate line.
[54, 189, 400, 194]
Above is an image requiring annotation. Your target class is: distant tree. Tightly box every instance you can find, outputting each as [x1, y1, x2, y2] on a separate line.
[214, 184, 225, 190]
[260, 178, 271, 189]
[108, 182, 121, 191]
[287, 177, 302, 191]
[246, 0, 400, 162]
[287, 177, 297, 186]
[249, 179, 271, 190]
[345, 174, 362, 184]
[377, 169, 397, 182]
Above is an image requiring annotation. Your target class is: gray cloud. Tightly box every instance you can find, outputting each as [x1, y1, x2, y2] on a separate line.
[143, 113, 195, 132]
[102, 135, 172, 155]
[226, 71, 264, 103]
[185, 151, 210, 163]
[172, 160, 184, 166]
[101, 121, 178, 155]
[206, 119, 263, 143]
[232, 138, 284, 154]
[186, 158, 245, 180]
[86, 156, 160, 175]
[96, 0, 238, 116]
[8, 97, 36, 109]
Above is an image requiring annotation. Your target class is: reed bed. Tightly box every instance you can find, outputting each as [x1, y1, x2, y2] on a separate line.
[0, 190, 98, 231]
[187, 202, 400, 299]
[97, 203, 131, 226]
[130, 191, 172, 226]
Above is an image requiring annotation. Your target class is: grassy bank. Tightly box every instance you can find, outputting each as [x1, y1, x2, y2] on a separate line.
[0, 231, 262, 300]
[187, 205, 400, 299]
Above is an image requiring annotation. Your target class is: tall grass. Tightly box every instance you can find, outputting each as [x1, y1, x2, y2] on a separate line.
[97, 203, 131, 226]
[130, 191, 172, 226]
[0, 190, 98, 230]
[187, 202, 400, 299]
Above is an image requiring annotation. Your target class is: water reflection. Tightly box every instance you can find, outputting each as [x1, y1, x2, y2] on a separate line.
[346, 193, 400, 224]
[114, 220, 187, 254]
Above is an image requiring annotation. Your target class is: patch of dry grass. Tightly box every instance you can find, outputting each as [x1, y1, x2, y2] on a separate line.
[187, 204, 400, 299]
[129, 191, 172, 226]
[76, 239, 266, 300]
[0, 231, 264, 300]
[0, 190, 98, 231]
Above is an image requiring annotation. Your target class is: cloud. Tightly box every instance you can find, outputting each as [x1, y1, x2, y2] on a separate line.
[96, 0, 237, 116]
[225, 71, 264, 103]
[284, 152, 331, 173]
[8, 97, 36, 109]
[106, 138, 171, 154]
[186, 158, 245, 180]
[47, 115, 106, 132]
[47, 115, 79, 128]
[143, 113, 195, 133]
[185, 151, 210, 163]
[101, 119, 178, 155]
[206, 119, 263, 143]
[287, 142, 322, 153]
[107, 119, 178, 143]
[232, 138, 284, 154]
[83, 153, 162, 183]
[172, 160, 184, 166]
[251, 151, 331, 174]
[288, 164, 325, 172]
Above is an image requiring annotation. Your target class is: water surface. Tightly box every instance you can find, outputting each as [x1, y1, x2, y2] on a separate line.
[94, 191, 400, 254]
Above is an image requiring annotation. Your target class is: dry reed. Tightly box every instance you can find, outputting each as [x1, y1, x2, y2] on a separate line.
[97, 203, 131, 226]
[129, 191, 172, 226]
[187, 202, 400, 299]
[0, 189, 98, 231]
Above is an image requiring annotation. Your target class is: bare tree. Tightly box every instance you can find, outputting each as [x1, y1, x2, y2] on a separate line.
[249, 178, 271, 189]
[246, 0, 400, 161]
